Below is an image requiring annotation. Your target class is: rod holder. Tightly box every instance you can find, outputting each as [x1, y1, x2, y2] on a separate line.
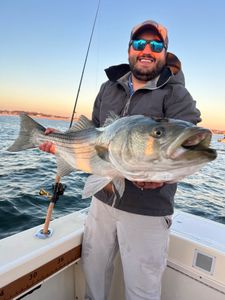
[35, 228, 53, 239]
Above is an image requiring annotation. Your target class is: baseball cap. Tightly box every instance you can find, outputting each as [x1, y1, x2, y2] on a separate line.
[130, 20, 168, 49]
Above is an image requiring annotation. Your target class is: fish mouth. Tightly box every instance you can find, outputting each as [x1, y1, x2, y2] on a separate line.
[167, 128, 217, 160]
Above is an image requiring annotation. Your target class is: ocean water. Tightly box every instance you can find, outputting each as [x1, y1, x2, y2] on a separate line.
[0, 115, 225, 240]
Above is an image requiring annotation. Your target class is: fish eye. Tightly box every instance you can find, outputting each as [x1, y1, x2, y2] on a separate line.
[151, 126, 165, 138]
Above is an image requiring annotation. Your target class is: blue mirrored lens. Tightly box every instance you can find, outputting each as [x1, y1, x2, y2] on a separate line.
[132, 39, 164, 53]
[132, 40, 147, 50]
[150, 40, 164, 52]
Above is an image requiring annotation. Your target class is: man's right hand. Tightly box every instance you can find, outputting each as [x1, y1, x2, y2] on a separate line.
[39, 128, 57, 154]
[132, 181, 164, 190]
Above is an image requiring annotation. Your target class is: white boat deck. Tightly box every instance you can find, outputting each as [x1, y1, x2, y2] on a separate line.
[172, 211, 225, 252]
[0, 209, 225, 300]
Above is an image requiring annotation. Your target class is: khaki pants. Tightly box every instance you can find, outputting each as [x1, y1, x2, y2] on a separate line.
[81, 197, 171, 300]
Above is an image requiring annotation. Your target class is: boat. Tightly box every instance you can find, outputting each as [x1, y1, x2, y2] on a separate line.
[1, 208, 225, 300]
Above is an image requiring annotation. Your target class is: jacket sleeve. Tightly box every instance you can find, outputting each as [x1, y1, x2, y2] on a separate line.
[164, 87, 202, 125]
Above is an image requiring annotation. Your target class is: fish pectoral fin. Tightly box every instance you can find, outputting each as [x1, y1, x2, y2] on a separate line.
[95, 145, 110, 161]
[82, 175, 112, 199]
[56, 156, 74, 177]
[112, 178, 125, 198]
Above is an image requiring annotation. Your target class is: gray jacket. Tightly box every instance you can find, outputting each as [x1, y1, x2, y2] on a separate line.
[92, 53, 201, 216]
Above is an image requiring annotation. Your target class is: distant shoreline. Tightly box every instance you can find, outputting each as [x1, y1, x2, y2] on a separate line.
[0, 110, 72, 121]
[0, 110, 224, 134]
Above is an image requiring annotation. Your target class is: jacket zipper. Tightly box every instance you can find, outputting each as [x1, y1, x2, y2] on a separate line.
[120, 74, 171, 117]
[122, 95, 132, 117]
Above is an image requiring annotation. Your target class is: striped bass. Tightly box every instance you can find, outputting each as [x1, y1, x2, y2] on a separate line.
[7, 113, 217, 198]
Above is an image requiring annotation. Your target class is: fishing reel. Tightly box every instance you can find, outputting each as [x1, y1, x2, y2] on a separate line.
[39, 183, 67, 203]
[39, 188, 52, 199]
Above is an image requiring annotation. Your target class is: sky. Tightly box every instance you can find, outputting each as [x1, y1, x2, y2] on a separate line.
[0, 0, 225, 129]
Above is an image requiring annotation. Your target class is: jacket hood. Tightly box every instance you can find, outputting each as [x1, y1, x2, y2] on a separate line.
[105, 52, 185, 88]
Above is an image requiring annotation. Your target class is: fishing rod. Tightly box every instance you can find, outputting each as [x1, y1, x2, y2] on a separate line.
[36, 175, 65, 238]
[36, 0, 101, 239]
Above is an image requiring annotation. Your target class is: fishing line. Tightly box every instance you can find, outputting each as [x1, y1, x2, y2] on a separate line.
[69, 0, 101, 128]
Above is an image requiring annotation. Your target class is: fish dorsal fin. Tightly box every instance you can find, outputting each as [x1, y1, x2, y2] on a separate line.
[67, 115, 95, 132]
[103, 111, 120, 127]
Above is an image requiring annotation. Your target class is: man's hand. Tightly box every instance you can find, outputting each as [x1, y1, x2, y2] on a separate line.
[132, 181, 164, 190]
[39, 128, 57, 154]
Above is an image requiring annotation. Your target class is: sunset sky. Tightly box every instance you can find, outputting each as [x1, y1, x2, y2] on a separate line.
[0, 0, 225, 129]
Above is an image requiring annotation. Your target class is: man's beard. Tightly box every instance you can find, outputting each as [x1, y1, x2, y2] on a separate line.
[129, 55, 166, 81]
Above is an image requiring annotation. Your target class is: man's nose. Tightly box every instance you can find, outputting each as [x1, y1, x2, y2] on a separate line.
[141, 43, 153, 54]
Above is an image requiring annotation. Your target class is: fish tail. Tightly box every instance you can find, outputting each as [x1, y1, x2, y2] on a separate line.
[7, 113, 46, 152]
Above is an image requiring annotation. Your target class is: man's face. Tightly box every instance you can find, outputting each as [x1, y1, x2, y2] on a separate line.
[128, 31, 166, 82]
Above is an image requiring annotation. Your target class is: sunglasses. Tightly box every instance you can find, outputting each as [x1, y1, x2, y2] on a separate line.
[130, 39, 165, 53]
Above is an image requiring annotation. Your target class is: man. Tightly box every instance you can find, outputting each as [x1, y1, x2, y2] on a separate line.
[82, 20, 201, 300]
[40, 20, 201, 300]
